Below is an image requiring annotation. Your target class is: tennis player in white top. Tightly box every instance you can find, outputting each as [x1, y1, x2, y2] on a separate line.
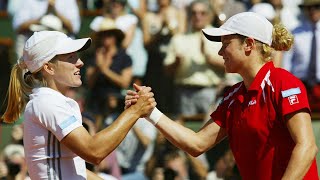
[2, 31, 156, 180]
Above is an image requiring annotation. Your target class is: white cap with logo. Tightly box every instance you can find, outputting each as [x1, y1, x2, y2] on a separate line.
[19, 31, 91, 73]
[202, 12, 273, 46]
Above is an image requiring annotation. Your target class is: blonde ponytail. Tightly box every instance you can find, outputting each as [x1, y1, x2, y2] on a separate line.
[1, 61, 50, 123]
[2, 64, 30, 123]
[271, 23, 294, 51]
[258, 23, 294, 61]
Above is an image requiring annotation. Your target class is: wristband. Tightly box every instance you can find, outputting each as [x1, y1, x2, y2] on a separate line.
[146, 107, 163, 125]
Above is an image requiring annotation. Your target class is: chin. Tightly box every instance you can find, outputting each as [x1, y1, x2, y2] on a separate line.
[225, 66, 237, 74]
[73, 81, 82, 87]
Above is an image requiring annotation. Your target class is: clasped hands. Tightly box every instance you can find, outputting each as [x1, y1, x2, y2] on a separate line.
[125, 84, 157, 118]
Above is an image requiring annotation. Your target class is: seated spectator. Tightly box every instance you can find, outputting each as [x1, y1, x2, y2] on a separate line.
[0, 159, 8, 180]
[145, 129, 208, 180]
[90, 0, 148, 85]
[12, 0, 81, 57]
[86, 18, 133, 129]
[282, 0, 320, 112]
[2, 144, 29, 180]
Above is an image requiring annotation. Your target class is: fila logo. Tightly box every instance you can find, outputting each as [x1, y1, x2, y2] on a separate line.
[288, 95, 299, 105]
[248, 100, 256, 106]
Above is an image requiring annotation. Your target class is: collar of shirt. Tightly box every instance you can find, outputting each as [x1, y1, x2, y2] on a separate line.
[30, 87, 76, 106]
[30, 87, 65, 98]
[247, 61, 275, 91]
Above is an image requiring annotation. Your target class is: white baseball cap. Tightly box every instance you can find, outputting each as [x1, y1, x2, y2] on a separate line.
[20, 31, 91, 73]
[202, 12, 273, 46]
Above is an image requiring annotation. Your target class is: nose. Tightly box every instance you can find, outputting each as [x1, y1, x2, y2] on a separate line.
[76, 58, 84, 68]
[218, 47, 223, 56]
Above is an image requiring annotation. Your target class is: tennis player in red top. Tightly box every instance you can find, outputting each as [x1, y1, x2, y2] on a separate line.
[125, 12, 319, 179]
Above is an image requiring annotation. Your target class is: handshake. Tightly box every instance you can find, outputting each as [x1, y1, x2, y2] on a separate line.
[125, 83, 163, 125]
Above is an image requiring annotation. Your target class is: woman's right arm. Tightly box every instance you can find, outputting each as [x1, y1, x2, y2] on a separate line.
[126, 84, 227, 156]
[155, 114, 227, 156]
[61, 87, 156, 165]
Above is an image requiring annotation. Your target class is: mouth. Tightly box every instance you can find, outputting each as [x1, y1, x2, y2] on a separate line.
[74, 71, 81, 76]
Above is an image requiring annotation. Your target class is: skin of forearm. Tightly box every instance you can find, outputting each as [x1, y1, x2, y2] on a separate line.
[142, 22, 164, 46]
[142, 18, 151, 46]
[122, 25, 136, 49]
[282, 143, 318, 180]
[155, 115, 209, 157]
[101, 68, 131, 88]
[88, 109, 140, 163]
[143, 33, 152, 47]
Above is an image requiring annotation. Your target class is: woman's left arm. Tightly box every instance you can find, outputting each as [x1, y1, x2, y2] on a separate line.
[282, 110, 318, 180]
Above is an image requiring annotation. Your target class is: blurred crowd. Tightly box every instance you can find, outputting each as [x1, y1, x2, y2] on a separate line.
[1, 0, 320, 179]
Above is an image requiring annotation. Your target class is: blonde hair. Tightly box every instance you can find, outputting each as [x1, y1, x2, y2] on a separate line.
[260, 23, 294, 60]
[2, 63, 48, 123]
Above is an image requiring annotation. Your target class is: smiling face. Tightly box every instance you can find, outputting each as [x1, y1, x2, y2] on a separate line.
[218, 35, 246, 73]
[46, 52, 84, 94]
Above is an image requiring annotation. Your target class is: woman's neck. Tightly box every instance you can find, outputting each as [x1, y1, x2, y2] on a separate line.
[240, 61, 265, 90]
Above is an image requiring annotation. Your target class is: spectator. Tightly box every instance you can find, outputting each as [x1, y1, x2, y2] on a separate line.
[164, 0, 225, 120]
[0, 159, 8, 180]
[10, 124, 23, 145]
[127, 0, 147, 19]
[12, 0, 81, 57]
[90, 0, 148, 86]
[266, 0, 301, 31]
[116, 118, 157, 180]
[209, 149, 239, 180]
[86, 18, 133, 129]
[2, 144, 29, 180]
[142, 0, 186, 113]
[209, 0, 246, 27]
[283, 0, 320, 112]
[145, 129, 208, 180]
